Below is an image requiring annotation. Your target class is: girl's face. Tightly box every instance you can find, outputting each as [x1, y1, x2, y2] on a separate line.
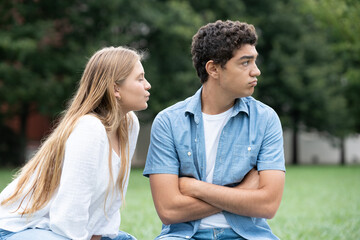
[116, 61, 151, 114]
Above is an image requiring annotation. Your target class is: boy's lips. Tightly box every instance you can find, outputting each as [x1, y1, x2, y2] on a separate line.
[249, 80, 257, 86]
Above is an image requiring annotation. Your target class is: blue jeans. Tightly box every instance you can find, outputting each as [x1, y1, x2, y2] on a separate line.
[0, 228, 136, 240]
[157, 228, 245, 240]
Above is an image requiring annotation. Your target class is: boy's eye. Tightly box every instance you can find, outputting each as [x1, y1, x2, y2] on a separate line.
[242, 61, 249, 66]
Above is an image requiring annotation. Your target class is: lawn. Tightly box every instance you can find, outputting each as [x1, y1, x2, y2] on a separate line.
[0, 166, 359, 240]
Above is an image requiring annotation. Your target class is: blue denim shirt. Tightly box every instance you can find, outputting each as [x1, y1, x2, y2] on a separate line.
[143, 88, 285, 240]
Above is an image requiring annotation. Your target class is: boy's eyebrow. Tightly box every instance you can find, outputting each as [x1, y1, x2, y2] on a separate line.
[238, 55, 256, 60]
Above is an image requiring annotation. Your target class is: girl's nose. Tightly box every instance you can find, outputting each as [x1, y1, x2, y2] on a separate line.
[144, 79, 151, 90]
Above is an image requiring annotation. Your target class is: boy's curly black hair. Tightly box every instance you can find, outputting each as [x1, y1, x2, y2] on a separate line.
[191, 20, 258, 83]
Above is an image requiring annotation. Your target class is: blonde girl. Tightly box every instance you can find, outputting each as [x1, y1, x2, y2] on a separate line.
[0, 46, 151, 240]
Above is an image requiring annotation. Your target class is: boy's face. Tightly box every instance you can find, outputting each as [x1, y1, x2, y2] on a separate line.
[217, 44, 261, 98]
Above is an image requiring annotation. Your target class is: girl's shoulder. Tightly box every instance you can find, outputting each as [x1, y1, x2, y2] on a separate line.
[71, 114, 107, 140]
[78, 114, 104, 126]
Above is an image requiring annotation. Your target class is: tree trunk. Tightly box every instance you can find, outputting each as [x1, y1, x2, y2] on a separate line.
[292, 125, 299, 165]
[340, 137, 346, 165]
[18, 103, 29, 165]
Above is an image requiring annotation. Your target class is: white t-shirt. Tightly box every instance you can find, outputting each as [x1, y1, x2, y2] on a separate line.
[199, 107, 233, 229]
[0, 113, 139, 240]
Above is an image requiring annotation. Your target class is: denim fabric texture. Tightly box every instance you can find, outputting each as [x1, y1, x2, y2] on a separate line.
[0, 229, 13, 240]
[101, 231, 137, 240]
[144, 88, 285, 240]
[156, 228, 245, 240]
[0, 228, 69, 240]
[0, 229, 136, 240]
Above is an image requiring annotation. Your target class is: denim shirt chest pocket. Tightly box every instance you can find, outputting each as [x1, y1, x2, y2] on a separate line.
[176, 147, 200, 179]
[227, 144, 260, 184]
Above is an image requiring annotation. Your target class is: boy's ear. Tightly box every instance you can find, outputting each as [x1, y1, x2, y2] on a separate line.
[205, 60, 220, 79]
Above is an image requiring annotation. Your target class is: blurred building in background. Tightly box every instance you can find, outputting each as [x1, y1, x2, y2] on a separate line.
[18, 120, 360, 167]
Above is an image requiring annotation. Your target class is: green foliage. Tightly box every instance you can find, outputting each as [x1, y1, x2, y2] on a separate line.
[0, 0, 255, 121]
[1, 0, 360, 165]
[134, 0, 204, 116]
[247, 0, 349, 136]
[239, 0, 356, 163]
[303, 0, 360, 133]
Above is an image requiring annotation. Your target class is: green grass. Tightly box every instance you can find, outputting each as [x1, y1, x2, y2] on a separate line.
[120, 169, 162, 238]
[268, 166, 360, 240]
[1, 166, 359, 239]
[0, 168, 18, 190]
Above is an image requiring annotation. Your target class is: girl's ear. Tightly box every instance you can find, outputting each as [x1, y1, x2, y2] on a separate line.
[114, 84, 121, 99]
[205, 60, 220, 79]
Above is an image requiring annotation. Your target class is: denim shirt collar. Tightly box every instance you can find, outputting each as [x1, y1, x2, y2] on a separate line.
[185, 87, 249, 123]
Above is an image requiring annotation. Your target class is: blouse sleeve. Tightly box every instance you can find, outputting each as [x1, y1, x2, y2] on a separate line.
[49, 115, 107, 240]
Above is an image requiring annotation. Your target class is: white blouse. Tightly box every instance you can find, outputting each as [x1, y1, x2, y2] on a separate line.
[0, 113, 140, 240]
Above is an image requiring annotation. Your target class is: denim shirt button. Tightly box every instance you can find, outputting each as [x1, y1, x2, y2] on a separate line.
[187, 151, 191, 156]
[185, 236, 190, 239]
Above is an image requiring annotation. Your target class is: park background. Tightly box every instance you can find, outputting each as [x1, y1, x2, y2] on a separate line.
[0, 0, 359, 239]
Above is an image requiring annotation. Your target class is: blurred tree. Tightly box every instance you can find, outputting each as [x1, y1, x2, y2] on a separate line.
[0, 0, 79, 164]
[303, 0, 360, 164]
[0, 0, 357, 166]
[134, 0, 251, 117]
[125, 0, 204, 117]
[0, 0, 151, 165]
[243, 0, 350, 164]
[0, 0, 238, 165]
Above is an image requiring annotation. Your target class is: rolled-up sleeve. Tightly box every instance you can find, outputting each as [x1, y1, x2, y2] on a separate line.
[143, 113, 180, 177]
[257, 109, 286, 171]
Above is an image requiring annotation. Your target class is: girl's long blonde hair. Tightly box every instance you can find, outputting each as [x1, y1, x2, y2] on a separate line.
[1, 46, 142, 215]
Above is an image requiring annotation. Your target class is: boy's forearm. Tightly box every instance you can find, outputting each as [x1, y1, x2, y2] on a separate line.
[180, 170, 285, 219]
[150, 174, 221, 225]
